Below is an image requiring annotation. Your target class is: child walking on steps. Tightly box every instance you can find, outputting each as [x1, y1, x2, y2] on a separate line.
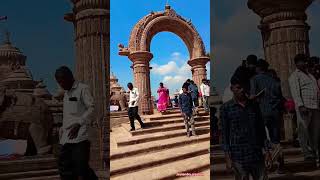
[179, 83, 197, 137]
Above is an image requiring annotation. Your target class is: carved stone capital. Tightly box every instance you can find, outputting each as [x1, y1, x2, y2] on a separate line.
[187, 57, 210, 69]
[248, 0, 313, 19]
[128, 51, 153, 64]
[71, 0, 109, 13]
[75, 9, 109, 21]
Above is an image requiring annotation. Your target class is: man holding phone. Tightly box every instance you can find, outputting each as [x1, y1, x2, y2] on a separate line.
[127, 82, 145, 131]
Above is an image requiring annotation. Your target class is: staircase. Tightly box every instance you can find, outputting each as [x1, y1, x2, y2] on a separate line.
[0, 155, 60, 180]
[110, 108, 210, 180]
[212, 142, 320, 179]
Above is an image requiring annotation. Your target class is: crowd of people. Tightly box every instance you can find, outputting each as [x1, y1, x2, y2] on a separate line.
[154, 79, 210, 137]
[219, 54, 320, 180]
[156, 79, 210, 113]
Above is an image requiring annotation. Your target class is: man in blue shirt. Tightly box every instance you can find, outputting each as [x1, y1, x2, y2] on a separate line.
[179, 84, 196, 137]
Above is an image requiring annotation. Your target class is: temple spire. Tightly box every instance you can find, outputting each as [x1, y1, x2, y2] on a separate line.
[3, 30, 11, 44]
[165, 0, 171, 10]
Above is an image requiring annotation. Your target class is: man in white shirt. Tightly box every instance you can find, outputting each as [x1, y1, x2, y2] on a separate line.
[289, 54, 320, 164]
[55, 66, 97, 180]
[127, 82, 145, 131]
[200, 79, 210, 112]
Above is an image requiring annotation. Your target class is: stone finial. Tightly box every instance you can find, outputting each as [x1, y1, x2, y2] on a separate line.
[165, 0, 171, 10]
[3, 30, 11, 44]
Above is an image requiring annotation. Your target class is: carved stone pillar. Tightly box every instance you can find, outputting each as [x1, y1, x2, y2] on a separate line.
[188, 57, 210, 88]
[65, 0, 109, 171]
[128, 51, 153, 115]
[248, 0, 313, 98]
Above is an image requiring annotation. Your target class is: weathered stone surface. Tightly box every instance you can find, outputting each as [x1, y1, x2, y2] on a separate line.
[66, 0, 109, 171]
[248, 0, 313, 98]
[110, 73, 128, 111]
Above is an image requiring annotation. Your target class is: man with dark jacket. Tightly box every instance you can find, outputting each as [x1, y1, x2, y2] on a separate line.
[179, 84, 196, 137]
[188, 80, 199, 115]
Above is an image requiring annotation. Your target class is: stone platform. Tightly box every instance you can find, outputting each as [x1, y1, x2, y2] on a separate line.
[0, 154, 109, 180]
[110, 108, 210, 180]
[212, 142, 320, 179]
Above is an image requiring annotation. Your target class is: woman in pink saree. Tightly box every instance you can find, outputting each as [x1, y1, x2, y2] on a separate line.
[157, 83, 169, 113]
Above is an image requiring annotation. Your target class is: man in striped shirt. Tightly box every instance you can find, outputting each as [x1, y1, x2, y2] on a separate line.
[289, 54, 320, 165]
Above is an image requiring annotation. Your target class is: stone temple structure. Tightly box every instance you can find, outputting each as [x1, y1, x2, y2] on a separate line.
[0, 31, 28, 82]
[110, 72, 128, 111]
[110, 72, 125, 95]
[248, 0, 314, 98]
[119, 5, 210, 115]
[64, 0, 109, 173]
[0, 31, 62, 156]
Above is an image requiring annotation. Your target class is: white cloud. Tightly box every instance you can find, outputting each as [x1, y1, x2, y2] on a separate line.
[151, 61, 179, 75]
[171, 52, 181, 57]
[151, 52, 191, 76]
[150, 52, 210, 97]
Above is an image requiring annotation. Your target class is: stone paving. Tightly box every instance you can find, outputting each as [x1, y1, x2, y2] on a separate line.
[110, 108, 210, 180]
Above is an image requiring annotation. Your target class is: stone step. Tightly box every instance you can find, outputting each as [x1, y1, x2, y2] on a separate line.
[0, 169, 59, 180]
[211, 141, 300, 152]
[111, 114, 128, 118]
[111, 117, 130, 128]
[177, 169, 210, 180]
[215, 169, 320, 180]
[212, 147, 302, 164]
[111, 154, 210, 180]
[0, 155, 57, 174]
[212, 156, 317, 178]
[110, 134, 210, 160]
[144, 116, 210, 128]
[148, 112, 209, 121]
[110, 111, 128, 117]
[117, 126, 210, 147]
[158, 109, 208, 115]
[15, 175, 60, 180]
[122, 121, 210, 136]
[111, 141, 209, 177]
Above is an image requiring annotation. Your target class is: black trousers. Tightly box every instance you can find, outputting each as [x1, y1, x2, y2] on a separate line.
[58, 140, 98, 180]
[263, 111, 281, 144]
[128, 106, 144, 129]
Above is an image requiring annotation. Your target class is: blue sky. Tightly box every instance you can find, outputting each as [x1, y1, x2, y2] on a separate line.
[0, 1, 74, 93]
[110, 0, 210, 98]
[0, 0, 318, 96]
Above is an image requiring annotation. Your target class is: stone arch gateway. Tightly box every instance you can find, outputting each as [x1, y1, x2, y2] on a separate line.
[118, 5, 210, 115]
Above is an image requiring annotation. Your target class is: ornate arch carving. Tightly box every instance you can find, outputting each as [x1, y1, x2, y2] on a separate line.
[119, 6, 207, 59]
